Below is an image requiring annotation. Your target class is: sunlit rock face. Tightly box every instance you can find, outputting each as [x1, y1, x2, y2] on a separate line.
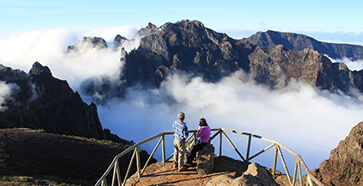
[71, 20, 362, 102]
[312, 122, 363, 186]
[122, 20, 361, 92]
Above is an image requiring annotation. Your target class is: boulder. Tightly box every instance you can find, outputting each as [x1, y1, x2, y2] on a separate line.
[206, 174, 234, 186]
[230, 174, 263, 186]
[196, 143, 214, 175]
[230, 162, 279, 186]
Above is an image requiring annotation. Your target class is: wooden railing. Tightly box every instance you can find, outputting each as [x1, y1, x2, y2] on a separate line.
[95, 128, 323, 186]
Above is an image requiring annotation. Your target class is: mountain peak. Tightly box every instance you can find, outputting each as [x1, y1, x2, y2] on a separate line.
[29, 62, 52, 76]
[159, 19, 206, 34]
[146, 22, 158, 30]
[176, 19, 205, 27]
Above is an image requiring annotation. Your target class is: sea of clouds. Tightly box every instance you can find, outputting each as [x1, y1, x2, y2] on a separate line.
[0, 26, 362, 171]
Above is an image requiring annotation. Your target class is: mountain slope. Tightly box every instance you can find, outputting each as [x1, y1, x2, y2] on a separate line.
[0, 128, 150, 185]
[242, 30, 363, 61]
[0, 62, 128, 144]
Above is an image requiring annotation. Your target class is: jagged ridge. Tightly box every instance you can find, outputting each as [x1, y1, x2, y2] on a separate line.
[78, 20, 363, 102]
[242, 30, 363, 61]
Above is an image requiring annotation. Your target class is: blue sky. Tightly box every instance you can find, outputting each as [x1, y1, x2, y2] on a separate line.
[1, 0, 363, 43]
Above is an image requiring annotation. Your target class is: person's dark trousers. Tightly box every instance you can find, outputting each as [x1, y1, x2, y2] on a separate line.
[186, 140, 207, 164]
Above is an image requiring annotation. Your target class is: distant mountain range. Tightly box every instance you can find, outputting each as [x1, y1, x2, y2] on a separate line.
[78, 20, 363, 102]
[242, 30, 363, 61]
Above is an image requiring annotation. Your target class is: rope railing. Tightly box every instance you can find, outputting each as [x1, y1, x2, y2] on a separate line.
[95, 128, 323, 186]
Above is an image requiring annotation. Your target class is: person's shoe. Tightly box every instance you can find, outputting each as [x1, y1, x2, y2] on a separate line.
[178, 166, 188, 172]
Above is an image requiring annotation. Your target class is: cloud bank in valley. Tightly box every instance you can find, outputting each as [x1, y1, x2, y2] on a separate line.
[325, 55, 363, 71]
[336, 58, 363, 71]
[0, 26, 362, 171]
[98, 71, 363, 169]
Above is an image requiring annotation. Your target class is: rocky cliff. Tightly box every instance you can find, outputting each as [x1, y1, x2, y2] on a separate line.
[122, 21, 362, 96]
[242, 30, 363, 61]
[249, 45, 359, 94]
[122, 20, 254, 87]
[78, 20, 363, 99]
[77, 20, 362, 102]
[312, 122, 363, 186]
[0, 62, 129, 144]
[78, 20, 363, 102]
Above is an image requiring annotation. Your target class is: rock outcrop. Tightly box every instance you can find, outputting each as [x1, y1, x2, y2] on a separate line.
[67, 36, 108, 52]
[232, 162, 279, 186]
[248, 45, 358, 94]
[312, 122, 363, 186]
[243, 30, 363, 61]
[207, 162, 279, 186]
[113, 34, 128, 47]
[196, 144, 215, 175]
[0, 62, 129, 144]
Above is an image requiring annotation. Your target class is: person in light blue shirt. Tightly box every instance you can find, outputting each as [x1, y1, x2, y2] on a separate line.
[173, 112, 189, 171]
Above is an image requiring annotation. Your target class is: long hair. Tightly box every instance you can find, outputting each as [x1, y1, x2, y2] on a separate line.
[199, 118, 208, 126]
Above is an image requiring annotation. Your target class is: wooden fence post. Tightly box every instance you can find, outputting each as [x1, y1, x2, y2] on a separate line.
[101, 179, 107, 186]
[272, 144, 278, 175]
[246, 134, 252, 162]
[135, 147, 141, 179]
[161, 134, 166, 163]
[277, 145, 292, 185]
[141, 137, 163, 174]
[219, 129, 222, 157]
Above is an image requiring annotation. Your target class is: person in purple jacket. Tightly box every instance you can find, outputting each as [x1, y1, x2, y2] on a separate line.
[186, 118, 211, 165]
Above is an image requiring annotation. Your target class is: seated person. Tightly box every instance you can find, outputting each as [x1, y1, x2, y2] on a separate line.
[186, 118, 211, 164]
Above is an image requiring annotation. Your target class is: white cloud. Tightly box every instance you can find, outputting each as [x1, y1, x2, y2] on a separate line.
[326, 55, 363, 71]
[97, 71, 363, 170]
[0, 81, 18, 111]
[337, 58, 363, 71]
[0, 25, 142, 90]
